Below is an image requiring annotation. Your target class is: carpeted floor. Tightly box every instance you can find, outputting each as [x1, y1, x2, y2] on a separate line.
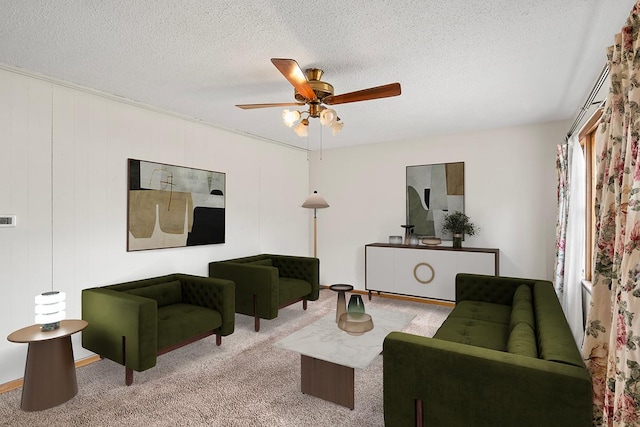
[0, 289, 451, 427]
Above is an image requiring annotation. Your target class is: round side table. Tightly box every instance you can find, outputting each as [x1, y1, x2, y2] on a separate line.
[329, 284, 354, 323]
[7, 319, 88, 411]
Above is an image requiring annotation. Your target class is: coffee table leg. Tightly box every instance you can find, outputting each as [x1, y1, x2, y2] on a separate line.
[300, 354, 354, 409]
[21, 336, 78, 411]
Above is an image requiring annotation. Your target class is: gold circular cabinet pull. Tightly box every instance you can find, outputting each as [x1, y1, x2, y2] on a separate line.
[413, 262, 435, 284]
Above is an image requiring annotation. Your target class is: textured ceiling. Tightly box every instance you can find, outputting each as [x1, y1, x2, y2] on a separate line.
[0, 1, 636, 150]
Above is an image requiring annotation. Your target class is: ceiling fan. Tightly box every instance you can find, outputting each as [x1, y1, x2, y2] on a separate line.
[236, 58, 401, 137]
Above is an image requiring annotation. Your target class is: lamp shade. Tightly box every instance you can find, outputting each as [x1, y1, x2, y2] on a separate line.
[35, 291, 66, 331]
[331, 120, 344, 135]
[282, 109, 301, 127]
[319, 108, 337, 126]
[294, 119, 309, 137]
[302, 191, 329, 209]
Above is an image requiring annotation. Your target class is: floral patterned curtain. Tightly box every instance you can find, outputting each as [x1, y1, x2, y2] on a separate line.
[582, 3, 640, 425]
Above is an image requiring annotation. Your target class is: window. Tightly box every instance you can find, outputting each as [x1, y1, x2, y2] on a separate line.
[579, 109, 603, 282]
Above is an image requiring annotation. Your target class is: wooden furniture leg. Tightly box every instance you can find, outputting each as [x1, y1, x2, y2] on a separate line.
[125, 367, 133, 386]
[253, 294, 260, 332]
[416, 399, 424, 427]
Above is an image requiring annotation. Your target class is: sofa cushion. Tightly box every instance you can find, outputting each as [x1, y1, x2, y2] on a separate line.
[513, 283, 532, 304]
[278, 277, 312, 305]
[156, 303, 222, 350]
[433, 317, 510, 351]
[448, 300, 511, 325]
[510, 285, 536, 332]
[507, 322, 538, 358]
[534, 283, 584, 367]
[125, 281, 183, 307]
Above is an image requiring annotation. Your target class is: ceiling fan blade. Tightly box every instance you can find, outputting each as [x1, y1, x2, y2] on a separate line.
[236, 102, 305, 110]
[323, 83, 401, 105]
[271, 58, 317, 101]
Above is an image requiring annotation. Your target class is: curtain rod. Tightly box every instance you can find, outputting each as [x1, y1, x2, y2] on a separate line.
[566, 64, 609, 140]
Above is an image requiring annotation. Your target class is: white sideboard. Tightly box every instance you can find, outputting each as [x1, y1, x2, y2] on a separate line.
[365, 243, 499, 302]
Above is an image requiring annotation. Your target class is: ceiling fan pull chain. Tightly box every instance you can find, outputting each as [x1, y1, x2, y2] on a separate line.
[320, 121, 323, 160]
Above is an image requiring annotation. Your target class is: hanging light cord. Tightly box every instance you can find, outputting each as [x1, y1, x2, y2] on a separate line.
[320, 121, 323, 160]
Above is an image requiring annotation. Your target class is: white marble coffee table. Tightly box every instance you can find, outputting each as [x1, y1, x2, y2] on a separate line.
[275, 307, 415, 409]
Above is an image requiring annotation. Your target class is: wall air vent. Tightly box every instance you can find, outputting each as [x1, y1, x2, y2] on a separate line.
[0, 215, 16, 227]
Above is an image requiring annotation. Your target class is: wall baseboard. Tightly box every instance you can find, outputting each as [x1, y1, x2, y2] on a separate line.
[320, 285, 455, 308]
[0, 354, 101, 394]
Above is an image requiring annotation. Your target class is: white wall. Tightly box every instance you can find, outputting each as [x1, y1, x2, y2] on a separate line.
[0, 67, 311, 384]
[309, 120, 569, 289]
[0, 63, 572, 385]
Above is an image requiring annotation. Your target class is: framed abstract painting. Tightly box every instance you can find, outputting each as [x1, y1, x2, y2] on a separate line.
[127, 159, 225, 251]
[406, 162, 464, 239]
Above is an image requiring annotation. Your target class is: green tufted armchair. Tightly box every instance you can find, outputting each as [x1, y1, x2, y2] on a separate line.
[208, 254, 319, 331]
[82, 273, 235, 385]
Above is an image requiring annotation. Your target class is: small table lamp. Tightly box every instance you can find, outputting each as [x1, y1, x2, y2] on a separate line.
[302, 191, 329, 258]
[35, 291, 66, 331]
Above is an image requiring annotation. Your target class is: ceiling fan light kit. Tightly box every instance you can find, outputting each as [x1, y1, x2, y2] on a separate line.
[237, 58, 401, 139]
[319, 108, 337, 126]
[294, 118, 309, 137]
[282, 109, 301, 127]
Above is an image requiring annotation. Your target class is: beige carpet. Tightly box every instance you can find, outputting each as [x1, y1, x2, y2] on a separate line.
[0, 289, 451, 427]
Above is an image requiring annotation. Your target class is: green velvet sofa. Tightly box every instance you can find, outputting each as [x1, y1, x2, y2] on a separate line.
[82, 273, 235, 385]
[383, 273, 592, 427]
[208, 254, 319, 331]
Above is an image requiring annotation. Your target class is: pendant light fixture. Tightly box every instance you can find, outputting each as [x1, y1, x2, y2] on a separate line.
[284, 106, 343, 137]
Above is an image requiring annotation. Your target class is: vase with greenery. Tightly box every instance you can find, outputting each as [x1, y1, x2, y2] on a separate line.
[441, 211, 478, 248]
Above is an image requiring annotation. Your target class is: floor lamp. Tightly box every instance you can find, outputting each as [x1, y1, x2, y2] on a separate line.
[302, 191, 330, 258]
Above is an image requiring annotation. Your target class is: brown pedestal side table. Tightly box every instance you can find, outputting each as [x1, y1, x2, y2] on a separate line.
[7, 319, 88, 411]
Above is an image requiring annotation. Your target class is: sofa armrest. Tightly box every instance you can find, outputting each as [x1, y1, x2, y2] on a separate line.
[455, 273, 541, 305]
[383, 332, 592, 427]
[82, 288, 157, 372]
[177, 274, 235, 336]
[269, 255, 320, 300]
[209, 262, 279, 319]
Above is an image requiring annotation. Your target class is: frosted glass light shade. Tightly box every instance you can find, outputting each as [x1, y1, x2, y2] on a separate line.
[35, 300, 66, 314]
[319, 108, 337, 126]
[282, 109, 300, 127]
[35, 310, 66, 325]
[294, 121, 308, 137]
[34, 291, 66, 331]
[331, 120, 344, 135]
[35, 291, 65, 305]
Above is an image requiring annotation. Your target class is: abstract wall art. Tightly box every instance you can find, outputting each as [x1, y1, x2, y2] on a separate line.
[127, 159, 225, 251]
[406, 162, 464, 239]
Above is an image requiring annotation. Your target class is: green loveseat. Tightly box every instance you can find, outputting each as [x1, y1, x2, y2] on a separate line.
[208, 254, 319, 331]
[82, 273, 235, 385]
[383, 273, 591, 427]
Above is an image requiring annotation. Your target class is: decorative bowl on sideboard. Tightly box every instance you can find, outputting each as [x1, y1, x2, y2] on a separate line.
[421, 237, 442, 246]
